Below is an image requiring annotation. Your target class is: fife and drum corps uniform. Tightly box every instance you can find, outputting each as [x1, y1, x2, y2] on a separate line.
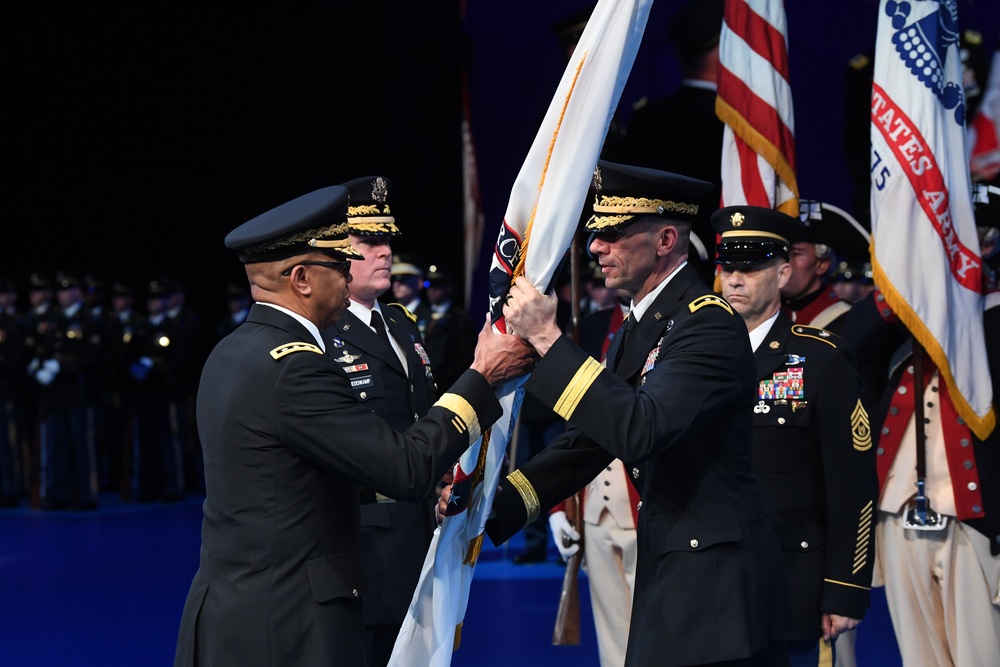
[175, 185, 503, 667]
[749, 313, 877, 640]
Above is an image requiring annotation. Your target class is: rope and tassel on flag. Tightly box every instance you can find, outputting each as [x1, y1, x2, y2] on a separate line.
[869, 0, 995, 439]
[387, 2, 652, 665]
[717, 0, 798, 215]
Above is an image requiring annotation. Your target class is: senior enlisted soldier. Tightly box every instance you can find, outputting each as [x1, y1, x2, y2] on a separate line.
[320, 175, 441, 667]
[487, 160, 792, 666]
[174, 185, 534, 667]
[714, 206, 878, 667]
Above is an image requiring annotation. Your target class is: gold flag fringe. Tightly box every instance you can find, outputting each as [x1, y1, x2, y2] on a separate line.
[871, 249, 996, 439]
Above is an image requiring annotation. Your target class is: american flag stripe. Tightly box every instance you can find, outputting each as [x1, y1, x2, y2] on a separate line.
[717, 0, 798, 215]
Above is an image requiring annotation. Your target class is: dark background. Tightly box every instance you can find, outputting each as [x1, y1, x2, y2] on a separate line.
[5, 1, 998, 327]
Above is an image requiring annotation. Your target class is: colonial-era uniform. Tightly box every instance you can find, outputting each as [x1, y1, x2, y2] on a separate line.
[865, 295, 1000, 667]
[749, 314, 877, 641]
[175, 185, 505, 667]
[487, 162, 790, 666]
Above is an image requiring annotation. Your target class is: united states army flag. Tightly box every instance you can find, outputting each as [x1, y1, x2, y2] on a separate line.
[869, 0, 995, 439]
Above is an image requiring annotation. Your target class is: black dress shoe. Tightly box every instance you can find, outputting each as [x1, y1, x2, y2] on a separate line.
[512, 549, 546, 564]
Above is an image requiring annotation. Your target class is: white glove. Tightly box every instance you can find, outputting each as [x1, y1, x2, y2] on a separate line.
[35, 368, 55, 386]
[548, 510, 581, 560]
[43, 359, 60, 374]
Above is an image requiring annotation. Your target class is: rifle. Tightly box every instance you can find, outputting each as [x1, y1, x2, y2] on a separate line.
[552, 491, 584, 645]
[552, 227, 585, 646]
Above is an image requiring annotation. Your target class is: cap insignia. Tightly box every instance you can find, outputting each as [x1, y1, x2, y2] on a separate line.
[371, 177, 389, 204]
[730, 212, 745, 227]
[593, 165, 603, 192]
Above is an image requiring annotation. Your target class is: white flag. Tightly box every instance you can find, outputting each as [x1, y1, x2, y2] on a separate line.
[388, 1, 652, 665]
[870, 0, 995, 439]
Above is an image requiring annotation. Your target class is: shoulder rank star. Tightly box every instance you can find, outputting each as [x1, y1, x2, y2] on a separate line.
[334, 352, 361, 364]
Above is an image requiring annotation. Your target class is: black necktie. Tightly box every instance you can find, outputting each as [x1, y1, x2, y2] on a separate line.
[370, 310, 391, 346]
[614, 312, 636, 368]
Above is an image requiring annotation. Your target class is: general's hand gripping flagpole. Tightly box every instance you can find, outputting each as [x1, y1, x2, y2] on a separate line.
[388, 2, 653, 665]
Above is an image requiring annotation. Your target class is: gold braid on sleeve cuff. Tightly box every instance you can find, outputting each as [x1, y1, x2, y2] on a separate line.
[506, 470, 540, 525]
[434, 393, 481, 444]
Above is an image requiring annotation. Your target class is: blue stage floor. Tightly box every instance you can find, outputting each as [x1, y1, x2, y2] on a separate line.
[0, 493, 902, 666]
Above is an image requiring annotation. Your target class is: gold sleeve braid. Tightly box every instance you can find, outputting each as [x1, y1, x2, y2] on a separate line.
[434, 393, 481, 444]
[552, 357, 604, 420]
[506, 470, 540, 525]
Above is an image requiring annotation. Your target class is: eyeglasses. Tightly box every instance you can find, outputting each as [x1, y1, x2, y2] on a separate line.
[281, 261, 351, 277]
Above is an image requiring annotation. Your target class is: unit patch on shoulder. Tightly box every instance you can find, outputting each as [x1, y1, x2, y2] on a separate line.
[270, 342, 324, 360]
[791, 325, 838, 348]
[688, 295, 733, 315]
[387, 303, 417, 324]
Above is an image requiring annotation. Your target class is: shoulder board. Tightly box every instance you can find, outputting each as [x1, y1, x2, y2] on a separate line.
[791, 325, 838, 348]
[386, 302, 417, 324]
[688, 294, 733, 316]
[270, 342, 324, 360]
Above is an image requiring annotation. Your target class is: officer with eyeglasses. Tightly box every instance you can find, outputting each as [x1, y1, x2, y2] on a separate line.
[174, 184, 535, 667]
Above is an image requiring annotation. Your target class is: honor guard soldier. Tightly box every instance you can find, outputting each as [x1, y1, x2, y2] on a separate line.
[421, 265, 477, 393]
[714, 205, 878, 667]
[842, 183, 1000, 667]
[320, 175, 439, 667]
[108, 281, 144, 499]
[389, 254, 432, 336]
[486, 161, 791, 666]
[0, 276, 27, 506]
[782, 200, 872, 334]
[128, 278, 187, 502]
[174, 184, 533, 667]
[22, 273, 55, 507]
[32, 272, 102, 510]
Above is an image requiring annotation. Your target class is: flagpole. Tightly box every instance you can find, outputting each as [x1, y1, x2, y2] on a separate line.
[904, 341, 946, 530]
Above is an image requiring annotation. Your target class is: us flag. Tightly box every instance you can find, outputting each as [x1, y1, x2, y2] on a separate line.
[716, 0, 798, 216]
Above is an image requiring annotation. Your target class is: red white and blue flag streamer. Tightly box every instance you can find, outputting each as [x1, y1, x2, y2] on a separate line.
[870, 0, 995, 439]
[388, 1, 652, 665]
[717, 0, 798, 216]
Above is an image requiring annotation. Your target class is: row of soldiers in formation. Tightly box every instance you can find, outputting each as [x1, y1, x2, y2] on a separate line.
[0, 273, 253, 510]
[0, 263, 478, 511]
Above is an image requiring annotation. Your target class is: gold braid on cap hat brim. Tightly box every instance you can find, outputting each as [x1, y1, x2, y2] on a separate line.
[348, 219, 400, 234]
[587, 195, 700, 229]
[245, 221, 353, 255]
